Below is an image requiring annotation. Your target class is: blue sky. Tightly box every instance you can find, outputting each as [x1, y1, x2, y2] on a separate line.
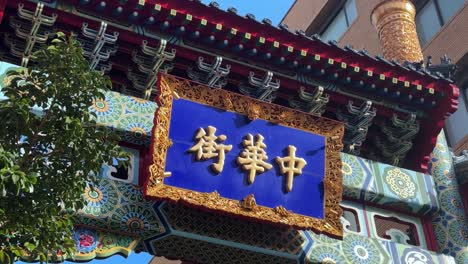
[203, 0, 295, 25]
[16, 1, 294, 263]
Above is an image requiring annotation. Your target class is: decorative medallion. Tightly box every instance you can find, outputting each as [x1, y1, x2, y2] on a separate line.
[400, 247, 435, 264]
[81, 180, 119, 217]
[89, 92, 123, 124]
[110, 204, 164, 238]
[119, 114, 153, 145]
[127, 96, 158, 115]
[448, 220, 468, 247]
[439, 190, 465, 217]
[308, 245, 346, 264]
[341, 155, 366, 187]
[343, 234, 388, 264]
[384, 168, 417, 199]
[74, 228, 99, 253]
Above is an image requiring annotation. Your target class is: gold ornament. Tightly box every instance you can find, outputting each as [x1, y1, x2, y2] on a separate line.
[240, 194, 257, 211]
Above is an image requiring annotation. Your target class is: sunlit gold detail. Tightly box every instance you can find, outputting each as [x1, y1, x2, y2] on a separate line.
[146, 74, 345, 237]
[371, 0, 423, 62]
[240, 194, 257, 211]
[188, 126, 233, 174]
[237, 134, 273, 185]
[247, 102, 261, 120]
[274, 206, 290, 217]
[276, 145, 307, 193]
[222, 93, 233, 109]
[172, 90, 180, 99]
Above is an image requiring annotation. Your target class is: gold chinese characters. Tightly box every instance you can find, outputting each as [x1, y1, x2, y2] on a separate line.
[276, 145, 307, 192]
[237, 134, 273, 184]
[188, 126, 307, 193]
[188, 126, 233, 174]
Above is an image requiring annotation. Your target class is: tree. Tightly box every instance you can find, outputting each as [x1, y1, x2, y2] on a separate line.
[0, 33, 128, 263]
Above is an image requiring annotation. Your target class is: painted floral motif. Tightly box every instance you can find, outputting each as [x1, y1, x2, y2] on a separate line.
[341, 154, 365, 188]
[431, 223, 447, 249]
[76, 215, 109, 230]
[81, 180, 119, 217]
[400, 247, 435, 264]
[455, 251, 468, 264]
[342, 161, 353, 175]
[119, 114, 153, 145]
[126, 96, 158, 115]
[431, 164, 453, 188]
[308, 231, 340, 245]
[439, 190, 465, 217]
[72, 227, 139, 261]
[448, 220, 468, 248]
[89, 92, 124, 125]
[384, 168, 417, 199]
[74, 228, 98, 253]
[117, 182, 144, 202]
[429, 132, 468, 262]
[308, 245, 346, 263]
[110, 204, 163, 238]
[343, 233, 387, 264]
[99, 233, 134, 251]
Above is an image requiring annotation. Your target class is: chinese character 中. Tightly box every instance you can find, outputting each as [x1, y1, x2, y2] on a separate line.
[237, 134, 273, 184]
[276, 145, 307, 193]
[188, 126, 233, 173]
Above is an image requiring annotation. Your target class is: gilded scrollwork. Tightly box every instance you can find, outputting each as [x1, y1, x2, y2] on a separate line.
[274, 206, 290, 217]
[240, 194, 257, 211]
[145, 74, 345, 238]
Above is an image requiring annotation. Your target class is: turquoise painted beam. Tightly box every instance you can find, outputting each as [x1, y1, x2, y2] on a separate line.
[75, 176, 455, 264]
[429, 132, 468, 263]
[341, 153, 439, 216]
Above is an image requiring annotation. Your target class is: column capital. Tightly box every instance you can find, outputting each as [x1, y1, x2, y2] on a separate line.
[371, 0, 416, 27]
[370, 0, 423, 63]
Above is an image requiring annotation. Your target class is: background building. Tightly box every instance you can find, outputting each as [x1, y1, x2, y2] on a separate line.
[282, 0, 468, 153]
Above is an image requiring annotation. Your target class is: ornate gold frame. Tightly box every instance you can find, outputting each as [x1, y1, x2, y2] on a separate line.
[145, 74, 344, 238]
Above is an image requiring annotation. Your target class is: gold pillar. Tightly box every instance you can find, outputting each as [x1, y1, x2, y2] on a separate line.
[371, 0, 424, 63]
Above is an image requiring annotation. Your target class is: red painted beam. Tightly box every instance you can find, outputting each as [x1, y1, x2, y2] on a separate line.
[0, 0, 7, 24]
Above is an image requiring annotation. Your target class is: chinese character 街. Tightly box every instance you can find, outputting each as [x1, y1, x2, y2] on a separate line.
[188, 126, 233, 173]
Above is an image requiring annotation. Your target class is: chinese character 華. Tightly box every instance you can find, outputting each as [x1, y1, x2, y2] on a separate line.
[237, 133, 273, 184]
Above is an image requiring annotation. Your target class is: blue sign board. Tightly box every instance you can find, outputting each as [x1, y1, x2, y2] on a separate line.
[165, 98, 326, 218]
[146, 75, 344, 235]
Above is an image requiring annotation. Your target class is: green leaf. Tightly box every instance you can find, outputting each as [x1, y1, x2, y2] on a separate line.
[11, 174, 19, 184]
[24, 242, 36, 252]
[56, 32, 66, 38]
